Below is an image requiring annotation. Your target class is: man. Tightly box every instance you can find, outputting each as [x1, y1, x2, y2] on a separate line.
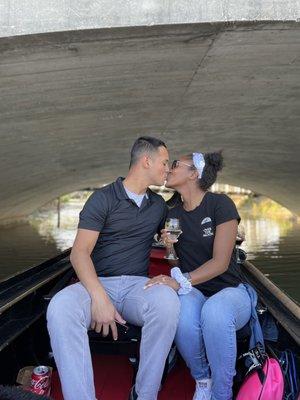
[47, 137, 180, 400]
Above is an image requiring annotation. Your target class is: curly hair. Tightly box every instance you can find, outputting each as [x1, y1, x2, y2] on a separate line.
[185, 151, 223, 190]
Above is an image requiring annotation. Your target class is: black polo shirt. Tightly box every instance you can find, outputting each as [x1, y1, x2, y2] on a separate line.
[168, 192, 244, 297]
[78, 177, 167, 277]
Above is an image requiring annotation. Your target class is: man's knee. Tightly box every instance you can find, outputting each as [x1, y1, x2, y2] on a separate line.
[46, 287, 81, 329]
[146, 285, 180, 323]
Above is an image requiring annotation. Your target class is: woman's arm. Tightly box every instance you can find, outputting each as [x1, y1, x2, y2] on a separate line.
[145, 219, 237, 291]
[189, 219, 238, 285]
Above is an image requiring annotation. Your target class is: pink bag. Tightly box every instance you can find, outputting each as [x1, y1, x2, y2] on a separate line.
[236, 356, 284, 400]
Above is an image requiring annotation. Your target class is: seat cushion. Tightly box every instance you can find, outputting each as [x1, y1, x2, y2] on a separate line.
[236, 322, 251, 341]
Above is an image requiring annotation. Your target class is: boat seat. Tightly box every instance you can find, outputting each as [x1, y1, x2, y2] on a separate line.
[88, 322, 141, 357]
[88, 323, 176, 387]
[236, 323, 251, 342]
[88, 319, 251, 346]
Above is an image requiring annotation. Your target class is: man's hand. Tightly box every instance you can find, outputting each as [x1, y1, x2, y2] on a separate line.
[144, 274, 180, 292]
[90, 295, 126, 340]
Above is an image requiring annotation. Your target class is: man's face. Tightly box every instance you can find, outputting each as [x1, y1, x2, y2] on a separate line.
[148, 146, 170, 186]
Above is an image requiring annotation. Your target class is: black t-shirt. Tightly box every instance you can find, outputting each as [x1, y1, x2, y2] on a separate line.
[78, 177, 167, 277]
[167, 192, 244, 297]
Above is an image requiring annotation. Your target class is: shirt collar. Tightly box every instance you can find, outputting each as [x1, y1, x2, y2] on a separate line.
[113, 177, 150, 201]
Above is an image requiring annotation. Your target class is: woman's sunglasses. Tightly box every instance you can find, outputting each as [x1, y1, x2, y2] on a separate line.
[171, 160, 194, 170]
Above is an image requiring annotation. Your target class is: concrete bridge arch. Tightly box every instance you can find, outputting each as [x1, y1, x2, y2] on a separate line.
[0, 2, 299, 223]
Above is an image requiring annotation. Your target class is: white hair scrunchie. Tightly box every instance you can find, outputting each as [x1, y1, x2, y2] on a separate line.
[192, 152, 205, 179]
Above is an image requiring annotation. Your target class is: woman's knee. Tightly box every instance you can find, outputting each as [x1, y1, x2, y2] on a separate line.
[200, 298, 233, 332]
[203, 287, 251, 328]
[177, 290, 206, 328]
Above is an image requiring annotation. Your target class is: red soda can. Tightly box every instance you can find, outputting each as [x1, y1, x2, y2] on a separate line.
[30, 366, 51, 396]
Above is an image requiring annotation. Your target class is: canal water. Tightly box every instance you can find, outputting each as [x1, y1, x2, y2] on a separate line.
[0, 200, 299, 303]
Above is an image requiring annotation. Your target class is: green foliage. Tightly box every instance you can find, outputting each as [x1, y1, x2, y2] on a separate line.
[237, 196, 294, 221]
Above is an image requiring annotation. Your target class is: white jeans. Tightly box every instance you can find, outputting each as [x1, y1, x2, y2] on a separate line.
[47, 275, 180, 400]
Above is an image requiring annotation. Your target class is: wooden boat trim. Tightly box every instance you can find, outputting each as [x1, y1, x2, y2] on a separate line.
[242, 260, 300, 345]
[0, 249, 71, 286]
[0, 263, 71, 315]
[0, 306, 45, 352]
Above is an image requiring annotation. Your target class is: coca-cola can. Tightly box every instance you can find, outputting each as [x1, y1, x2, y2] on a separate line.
[30, 365, 51, 396]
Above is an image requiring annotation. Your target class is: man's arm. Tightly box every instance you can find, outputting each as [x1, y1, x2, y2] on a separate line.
[70, 228, 126, 339]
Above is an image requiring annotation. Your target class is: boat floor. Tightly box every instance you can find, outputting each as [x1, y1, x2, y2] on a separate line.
[51, 354, 195, 400]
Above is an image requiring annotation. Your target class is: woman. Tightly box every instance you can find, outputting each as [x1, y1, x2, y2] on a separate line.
[145, 151, 253, 400]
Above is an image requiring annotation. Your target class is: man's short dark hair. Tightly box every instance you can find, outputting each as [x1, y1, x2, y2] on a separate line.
[129, 136, 167, 168]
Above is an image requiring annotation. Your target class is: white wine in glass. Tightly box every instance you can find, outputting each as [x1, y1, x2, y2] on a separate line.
[164, 218, 182, 260]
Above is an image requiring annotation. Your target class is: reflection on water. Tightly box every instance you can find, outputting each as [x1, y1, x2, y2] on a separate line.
[0, 203, 80, 282]
[29, 203, 81, 251]
[0, 202, 299, 303]
[238, 214, 300, 302]
[241, 217, 293, 258]
[0, 222, 59, 282]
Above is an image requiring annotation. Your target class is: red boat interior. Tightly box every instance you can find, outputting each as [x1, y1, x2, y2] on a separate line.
[51, 355, 195, 400]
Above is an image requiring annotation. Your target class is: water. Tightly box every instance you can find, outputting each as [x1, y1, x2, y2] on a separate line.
[239, 217, 300, 303]
[0, 202, 299, 303]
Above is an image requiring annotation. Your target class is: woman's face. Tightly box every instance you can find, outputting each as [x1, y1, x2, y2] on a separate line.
[165, 157, 195, 189]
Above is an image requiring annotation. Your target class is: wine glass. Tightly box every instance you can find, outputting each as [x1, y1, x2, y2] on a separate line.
[164, 218, 182, 260]
[236, 224, 245, 264]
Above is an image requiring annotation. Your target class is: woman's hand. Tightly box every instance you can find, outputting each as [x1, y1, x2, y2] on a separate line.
[144, 274, 180, 291]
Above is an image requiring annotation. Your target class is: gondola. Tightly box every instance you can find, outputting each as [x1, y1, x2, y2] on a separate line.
[0, 244, 299, 399]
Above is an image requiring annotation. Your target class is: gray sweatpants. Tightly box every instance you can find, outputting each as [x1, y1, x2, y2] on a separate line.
[46, 275, 180, 400]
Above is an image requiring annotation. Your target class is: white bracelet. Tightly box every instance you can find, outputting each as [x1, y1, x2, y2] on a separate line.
[171, 267, 192, 295]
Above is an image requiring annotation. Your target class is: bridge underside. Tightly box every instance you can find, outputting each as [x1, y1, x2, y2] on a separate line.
[0, 22, 299, 223]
